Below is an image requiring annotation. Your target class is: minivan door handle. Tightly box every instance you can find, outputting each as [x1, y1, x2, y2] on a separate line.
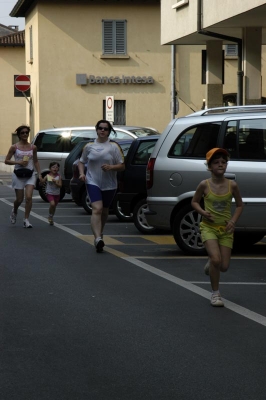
[224, 173, 236, 180]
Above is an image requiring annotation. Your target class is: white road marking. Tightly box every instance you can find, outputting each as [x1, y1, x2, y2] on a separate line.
[1, 198, 266, 327]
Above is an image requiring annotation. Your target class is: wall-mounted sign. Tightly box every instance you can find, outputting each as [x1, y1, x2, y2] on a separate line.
[88, 75, 154, 84]
[14, 75, 31, 97]
[106, 96, 114, 122]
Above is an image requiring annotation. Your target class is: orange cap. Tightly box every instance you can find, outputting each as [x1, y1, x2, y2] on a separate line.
[206, 148, 229, 164]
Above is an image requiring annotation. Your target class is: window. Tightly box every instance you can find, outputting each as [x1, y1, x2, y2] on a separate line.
[103, 100, 126, 124]
[102, 20, 127, 55]
[169, 123, 221, 158]
[224, 119, 266, 160]
[133, 140, 157, 165]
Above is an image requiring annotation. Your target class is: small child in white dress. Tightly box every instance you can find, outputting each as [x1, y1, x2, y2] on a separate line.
[42, 162, 62, 225]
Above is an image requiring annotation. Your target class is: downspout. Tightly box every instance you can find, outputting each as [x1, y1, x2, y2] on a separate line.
[197, 0, 243, 105]
[171, 44, 176, 119]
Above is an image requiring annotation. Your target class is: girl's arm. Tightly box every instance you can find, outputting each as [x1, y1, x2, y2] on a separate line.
[230, 181, 244, 224]
[55, 176, 62, 188]
[191, 181, 214, 222]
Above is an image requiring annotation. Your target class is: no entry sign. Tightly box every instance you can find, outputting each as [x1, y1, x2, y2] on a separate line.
[14, 75, 31, 98]
[15, 75, 31, 92]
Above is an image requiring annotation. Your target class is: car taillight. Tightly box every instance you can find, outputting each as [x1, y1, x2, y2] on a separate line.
[146, 157, 156, 189]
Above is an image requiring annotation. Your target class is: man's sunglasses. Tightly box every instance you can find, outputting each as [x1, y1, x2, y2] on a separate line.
[98, 127, 109, 131]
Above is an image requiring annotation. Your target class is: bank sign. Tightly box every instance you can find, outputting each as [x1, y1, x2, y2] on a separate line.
[88, 75, 154, 84]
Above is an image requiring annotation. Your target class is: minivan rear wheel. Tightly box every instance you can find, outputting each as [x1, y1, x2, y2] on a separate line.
[173, 204, 206, 255]
[113, 198, 133, 222]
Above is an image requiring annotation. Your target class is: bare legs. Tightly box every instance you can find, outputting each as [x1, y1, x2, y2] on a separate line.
[204, 239, 231, 291]
[91, 200, 109, 240]
[14, 184, 34, 219]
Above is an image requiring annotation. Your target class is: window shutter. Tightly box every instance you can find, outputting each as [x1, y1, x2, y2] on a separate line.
[225, 44, 238, 57]
[103, 21, 114, 54]
[115, 21, 125, 54]
[103, 20, 126, 55]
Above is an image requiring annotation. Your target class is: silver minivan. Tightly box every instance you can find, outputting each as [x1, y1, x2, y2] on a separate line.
[146, 105, 266, 255]
[32, 125, 159, 200]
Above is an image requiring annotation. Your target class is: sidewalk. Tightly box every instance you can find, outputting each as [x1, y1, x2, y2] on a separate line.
[0, 171, 12, 186]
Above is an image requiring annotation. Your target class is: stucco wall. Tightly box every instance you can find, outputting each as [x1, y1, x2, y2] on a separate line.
[26, 2, 171, 135]
[0, 46, 26, 160]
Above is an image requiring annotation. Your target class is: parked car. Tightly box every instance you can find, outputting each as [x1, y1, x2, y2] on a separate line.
[116, 135, 159, 233]
[146, 105, 266, 255]
[32, 125, 159, 201]
[68, 139, 134, 221]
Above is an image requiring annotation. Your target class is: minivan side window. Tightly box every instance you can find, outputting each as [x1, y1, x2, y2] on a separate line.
[169, 122, 221, 157]
[224, 119, 266, 160]
[35, 129, 96, 153]
[238, 119, 266, 160]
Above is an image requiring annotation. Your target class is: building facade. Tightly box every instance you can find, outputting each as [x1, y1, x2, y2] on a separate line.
[10, 0, 172, 143]
[0, 26, 25, 164]
[161, 0, 266, 109]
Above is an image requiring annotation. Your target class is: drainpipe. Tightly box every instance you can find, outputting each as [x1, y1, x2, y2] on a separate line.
[197, 0, 243, 105]
[171, 44, 176, 119]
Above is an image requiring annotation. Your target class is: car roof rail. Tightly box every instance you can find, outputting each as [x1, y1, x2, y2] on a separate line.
[188, 104, 266, 117]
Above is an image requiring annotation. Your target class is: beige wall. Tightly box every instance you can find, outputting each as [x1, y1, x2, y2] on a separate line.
[0, 47, 26, 161]
[25, 2, 172, 136]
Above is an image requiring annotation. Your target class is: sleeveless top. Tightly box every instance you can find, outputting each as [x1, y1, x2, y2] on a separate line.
[14, 144, 34, 171]
[46, 174, 61, 195]
[202, 179, 232, 226]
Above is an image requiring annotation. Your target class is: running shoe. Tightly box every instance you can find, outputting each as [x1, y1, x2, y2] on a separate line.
[211, 293, 224, 307]
[48, 216, 54, 225]
[95, 237, 105, 253]
[10, 209, 17, 224]
[23, 219, 33, 228]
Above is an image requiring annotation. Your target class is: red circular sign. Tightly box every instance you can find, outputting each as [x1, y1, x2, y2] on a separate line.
[15, 75, 31, 92]
[107, 97, 113, 109]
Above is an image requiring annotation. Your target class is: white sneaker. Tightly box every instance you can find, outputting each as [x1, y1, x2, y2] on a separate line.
[10, 209, 17, 224]
[23, 219, 33, 228]
[211, 293, 224, 307]
[95, 237, 105, 253]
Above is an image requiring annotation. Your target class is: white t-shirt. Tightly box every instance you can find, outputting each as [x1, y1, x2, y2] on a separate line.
[79, 139, 124, 190]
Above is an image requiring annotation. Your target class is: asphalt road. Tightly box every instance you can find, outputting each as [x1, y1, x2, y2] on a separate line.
[1, 180, 266, 400]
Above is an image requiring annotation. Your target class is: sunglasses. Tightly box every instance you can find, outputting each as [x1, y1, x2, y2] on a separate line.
[98, 126, 109, 131]
[20, 131, 29, 135]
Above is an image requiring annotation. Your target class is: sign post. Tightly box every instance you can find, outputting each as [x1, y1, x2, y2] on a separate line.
[106, 96, 114, 123]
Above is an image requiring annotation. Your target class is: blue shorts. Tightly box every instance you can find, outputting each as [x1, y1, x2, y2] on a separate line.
[86, 184, 116, 208]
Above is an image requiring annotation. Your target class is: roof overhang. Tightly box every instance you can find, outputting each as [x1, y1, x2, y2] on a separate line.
[167, 4, 266, 45]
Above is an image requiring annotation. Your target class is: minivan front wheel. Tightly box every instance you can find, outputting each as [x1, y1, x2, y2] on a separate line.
[173, 204, 206, 255]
